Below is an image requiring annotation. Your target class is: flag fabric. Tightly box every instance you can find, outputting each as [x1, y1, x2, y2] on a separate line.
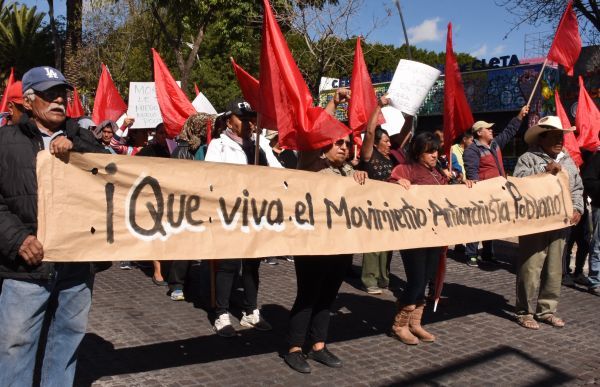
[0, 68, 15, 113]
[547, 1, 581, 76]
[576, 76, 600, 151]
[92, 64, 127, 124]
[69, 87, 85, 117]
[194, 83, 200, 96]
[230, 57, 260, 110]
[554, 89, 582, 166]
[258, 0, 350, 150]
[152, 48, 196, 139]
[348, 37, 383, 134]
[443, 23, 474, 162]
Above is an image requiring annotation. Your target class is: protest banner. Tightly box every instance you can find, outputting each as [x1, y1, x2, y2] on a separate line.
[37, 152, 573, 262]
[387, 60, 441, 115]
[127, 81, 180, 129]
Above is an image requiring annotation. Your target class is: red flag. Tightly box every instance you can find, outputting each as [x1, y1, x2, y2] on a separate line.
[69, 87, 85, 117]
[555, 89, 582, 166]
[258, 0, 350, 150]
[231, 57, 260, 110]
[348, 37, 383, 133]
[194, 83, 200, 96]
[547, 1, 581, 76]
[152, 48, 196, 139]
[0, 68, 15, 113]
[443, 23, 474, 161]
[92, 64, 127, 124]
[576, 76, 600, 151]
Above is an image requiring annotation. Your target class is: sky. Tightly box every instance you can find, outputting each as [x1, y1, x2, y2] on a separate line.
[353, 0, 554, 60]
[24, 0, 553, 60]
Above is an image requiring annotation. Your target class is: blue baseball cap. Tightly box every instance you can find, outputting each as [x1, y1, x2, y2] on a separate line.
[22, 66, 73, 93]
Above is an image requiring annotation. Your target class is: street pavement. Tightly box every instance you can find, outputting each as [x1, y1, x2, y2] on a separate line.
[75, 240, 600, 386]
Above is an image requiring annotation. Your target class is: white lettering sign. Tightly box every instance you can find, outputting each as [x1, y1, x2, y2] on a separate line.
[387, 60, 441, 116]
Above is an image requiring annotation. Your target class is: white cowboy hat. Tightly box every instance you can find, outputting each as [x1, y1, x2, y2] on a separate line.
[524, 115, 575, 145]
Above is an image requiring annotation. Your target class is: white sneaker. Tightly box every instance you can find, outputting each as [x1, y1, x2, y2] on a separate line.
[214, 313, 236, 337]
[240, 309, 272, 331]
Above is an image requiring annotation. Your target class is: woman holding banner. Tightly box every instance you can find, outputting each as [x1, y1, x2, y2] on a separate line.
[284, 132, 367, 374]
[284, 88, 368, 374]
[388, 131, 471, 345]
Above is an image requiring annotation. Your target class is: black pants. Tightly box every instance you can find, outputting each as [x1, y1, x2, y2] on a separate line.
[400, 247, 441, 305]
[288, 254, 352, 348]
[215, 259, 260, 316]
[564, 206, 590, 275]
[168, 261, 192, 292]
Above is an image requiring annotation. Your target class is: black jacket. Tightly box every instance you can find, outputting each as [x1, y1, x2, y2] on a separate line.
[582, 151, 600, 208]
[0, 115, 109, 280]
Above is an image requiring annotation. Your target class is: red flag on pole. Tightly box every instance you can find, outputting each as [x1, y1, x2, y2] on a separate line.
[194, 83, 200, 96]
[152, 48, 196, 139]
[0, 68, 15, 113]
[348, 37, 383, 133]
[555, 89, 582, 166]
[443, 23, 474, 161]
[547, 1, 581, 76]
[230, 57, 260, 110]
[69, 87, 85, 117]
[258, 0, 350, 150]
[576, 76, 600, 151]
[92, 64, 127, 124]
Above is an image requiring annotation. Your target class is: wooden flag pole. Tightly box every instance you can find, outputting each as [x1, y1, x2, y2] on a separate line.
[526, 58, 549, 107]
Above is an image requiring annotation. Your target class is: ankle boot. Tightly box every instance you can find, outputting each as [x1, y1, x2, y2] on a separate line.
[409, 303, 435, 342]
[391, 304, 419, 345]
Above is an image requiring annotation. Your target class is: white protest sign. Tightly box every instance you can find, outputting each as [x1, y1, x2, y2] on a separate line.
[380, 106, 406, 136]
[192, 92, 218, 114]
[128, 81, 180, 129]
[387, 60, 441, 116]
[319, 77, 340, 92]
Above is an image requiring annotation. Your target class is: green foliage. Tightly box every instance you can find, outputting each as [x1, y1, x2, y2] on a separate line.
[0, 3, 54, 81]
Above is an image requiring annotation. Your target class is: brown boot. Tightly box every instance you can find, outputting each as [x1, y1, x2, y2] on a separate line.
[409, 303, 435, 342]
[391, 304, 419, 345]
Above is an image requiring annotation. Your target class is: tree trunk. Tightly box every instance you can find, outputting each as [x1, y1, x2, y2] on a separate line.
[46, 0, 62, 70]
[64, 0, 83, 87]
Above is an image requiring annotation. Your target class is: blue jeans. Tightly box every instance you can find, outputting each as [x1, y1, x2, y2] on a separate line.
[0, 265, 93, 387]
[588, 207, 600, 288]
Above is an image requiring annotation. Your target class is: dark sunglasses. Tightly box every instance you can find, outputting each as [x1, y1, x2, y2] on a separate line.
[35, 88, 67, 101]
[334, 139, 351, 147]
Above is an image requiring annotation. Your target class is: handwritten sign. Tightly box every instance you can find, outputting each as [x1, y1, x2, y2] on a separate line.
[36, 152, 572, 262]
[128, 81, 180, 129]
[387, 60, 441, 115]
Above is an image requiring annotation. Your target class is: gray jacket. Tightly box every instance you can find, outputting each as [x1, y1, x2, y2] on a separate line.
[513, 146, 584, 214]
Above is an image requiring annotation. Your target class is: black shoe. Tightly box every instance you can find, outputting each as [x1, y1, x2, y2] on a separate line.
[284, 351, 311, 373]
[481, 257, 500, 265]
[307, 347, 342, 368]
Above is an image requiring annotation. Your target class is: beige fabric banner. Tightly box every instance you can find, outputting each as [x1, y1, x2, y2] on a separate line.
[37, 152, 573, 262]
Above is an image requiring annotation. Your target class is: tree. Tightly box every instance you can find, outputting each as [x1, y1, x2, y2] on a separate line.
[0, 3, 54, 81]
[496, 0, 600, 44]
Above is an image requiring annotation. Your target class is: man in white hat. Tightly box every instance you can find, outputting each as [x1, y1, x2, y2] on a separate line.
[512, 115, 584, 329]
[463, 105, 529, 267]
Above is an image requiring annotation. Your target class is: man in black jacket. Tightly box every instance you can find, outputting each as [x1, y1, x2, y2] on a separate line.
[0, 66, 108, 386]
[582, 148, 600, 296]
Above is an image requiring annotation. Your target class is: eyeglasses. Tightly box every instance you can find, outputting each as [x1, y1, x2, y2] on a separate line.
[334, 139, 351, 147]
[35, 88, 67, 101]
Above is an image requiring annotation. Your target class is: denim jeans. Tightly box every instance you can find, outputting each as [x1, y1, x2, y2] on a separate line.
[465, 240, 494, 260]
[588, 207, 600, 288]
[0, 265, 93, 387]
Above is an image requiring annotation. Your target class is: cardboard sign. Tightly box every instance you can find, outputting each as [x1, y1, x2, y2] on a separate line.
[387, 60, 441, 115]
[36, 152, 573, 262]
[128, 81, 180, 129]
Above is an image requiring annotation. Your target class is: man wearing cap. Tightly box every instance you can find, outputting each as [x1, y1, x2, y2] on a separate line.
[205, 98, 281, 337]
[0, 66, 107, 386]
[512, 116, 583, 329]
[463, 105, 529, 267]
[2, 80, 25, 126]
